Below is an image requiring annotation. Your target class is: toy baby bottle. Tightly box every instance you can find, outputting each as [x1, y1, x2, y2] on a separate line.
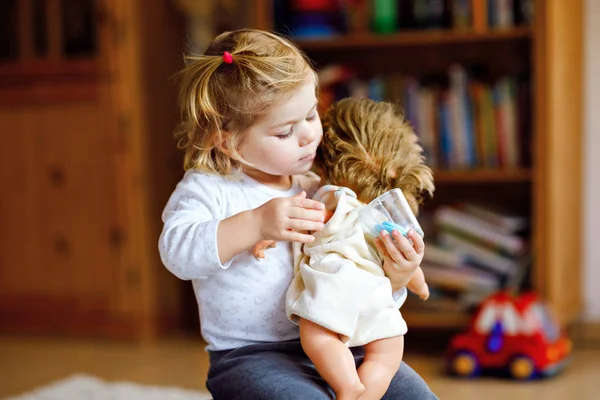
[358, 188, 425, 238]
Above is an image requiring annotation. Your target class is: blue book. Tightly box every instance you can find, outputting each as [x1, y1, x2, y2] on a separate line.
[464, 84, 477, 167]
[369, 78, 385, 101]
[438, 95, 454, 169]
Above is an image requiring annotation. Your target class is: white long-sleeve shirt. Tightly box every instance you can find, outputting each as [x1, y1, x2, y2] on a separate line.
[159, 169, 321, 350]
[159, 169, 407, 351]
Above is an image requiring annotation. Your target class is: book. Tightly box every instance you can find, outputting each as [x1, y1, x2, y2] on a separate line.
[452, 0, 472, 30]
[470, 82, 487, 167]
[421, 263, 500, 292]
[417, 87, 439, 168]
[472, 0, 489, 31]
[438, 92, 455, 168]
[435, 206, 525, 255]
[438, 231, 519, 275]
[482, 85, 499, 167]
[459, 203, 528, 233]
[423, 242, 466, 267]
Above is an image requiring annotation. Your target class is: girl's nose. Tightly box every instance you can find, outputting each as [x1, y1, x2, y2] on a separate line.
[299, 124, 317, 147]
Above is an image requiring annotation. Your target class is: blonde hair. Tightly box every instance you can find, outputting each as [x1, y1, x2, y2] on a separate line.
[317, 98, 435, 213]
[176, 29, 316, 173]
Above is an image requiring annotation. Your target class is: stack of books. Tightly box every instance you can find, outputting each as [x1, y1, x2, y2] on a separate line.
[407, 203, 528, 312]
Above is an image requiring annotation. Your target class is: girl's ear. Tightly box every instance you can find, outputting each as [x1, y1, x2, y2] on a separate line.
[214, 130, 233, 155]
[218, 130, 247, 165]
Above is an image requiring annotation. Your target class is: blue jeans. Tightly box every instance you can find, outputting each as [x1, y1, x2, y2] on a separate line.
[207, 340, 438, 399]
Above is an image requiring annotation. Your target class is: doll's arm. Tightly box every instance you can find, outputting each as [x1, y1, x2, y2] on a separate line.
[406, 266, 429, 300]
[322, 208, 334, 223]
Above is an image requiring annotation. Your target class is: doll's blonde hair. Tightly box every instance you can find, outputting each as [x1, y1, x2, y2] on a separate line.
[317, 98, 435, 213]
[176, 29, 316, 173]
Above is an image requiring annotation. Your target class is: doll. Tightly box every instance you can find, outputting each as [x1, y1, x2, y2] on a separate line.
[254, 98, 434, 400]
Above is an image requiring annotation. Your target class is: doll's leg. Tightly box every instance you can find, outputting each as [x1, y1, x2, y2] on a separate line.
[299, 318, 364, 400]
[406, 266, 429, 300]
[357, 335, 404, 400]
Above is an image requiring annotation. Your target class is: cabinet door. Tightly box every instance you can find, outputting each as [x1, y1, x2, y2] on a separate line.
[0, 102, 139, 336]
[0, 0, 138, 337]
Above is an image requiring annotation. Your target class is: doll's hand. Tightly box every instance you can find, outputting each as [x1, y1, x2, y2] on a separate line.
[253, 240, 276, 259]
[252, 191, 325, 244]
[375, 229, 425, 292]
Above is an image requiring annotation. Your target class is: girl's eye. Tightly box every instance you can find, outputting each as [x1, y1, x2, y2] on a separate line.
[307, 112, 317, 121]
[276, 130, 293, 139]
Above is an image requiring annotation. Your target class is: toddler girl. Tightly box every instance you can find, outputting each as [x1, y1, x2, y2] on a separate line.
[159, 28, 438, 400]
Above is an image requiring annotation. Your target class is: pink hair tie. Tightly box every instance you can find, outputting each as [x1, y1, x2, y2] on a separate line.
[223, 51, 233, 64]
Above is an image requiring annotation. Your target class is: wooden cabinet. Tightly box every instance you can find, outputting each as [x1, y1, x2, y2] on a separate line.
[0, 0, 186, 340]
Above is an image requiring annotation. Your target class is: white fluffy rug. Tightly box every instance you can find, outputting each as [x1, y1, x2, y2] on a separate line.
[8, 374, 212, 400]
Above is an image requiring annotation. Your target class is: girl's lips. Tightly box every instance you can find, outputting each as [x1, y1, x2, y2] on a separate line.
[299, 152, 316, 162]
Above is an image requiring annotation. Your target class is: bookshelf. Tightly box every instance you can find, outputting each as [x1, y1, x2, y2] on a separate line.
[296, 26, 532, 50]
[253, 0, 584, 330]
[433, 168, 532, 184]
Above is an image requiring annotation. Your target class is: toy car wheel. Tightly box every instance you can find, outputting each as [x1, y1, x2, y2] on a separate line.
[509, 356, 537, 380]
[450, 352, 480, 377]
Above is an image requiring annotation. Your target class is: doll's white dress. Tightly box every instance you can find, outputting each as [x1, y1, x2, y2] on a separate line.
[286, 185, 408, 347]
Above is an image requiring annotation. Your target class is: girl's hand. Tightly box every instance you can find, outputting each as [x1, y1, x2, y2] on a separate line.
[252, 191, 325, 243]
[375, 229, 425, 292]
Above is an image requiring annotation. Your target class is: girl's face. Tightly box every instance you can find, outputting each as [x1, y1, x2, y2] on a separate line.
[237, 74, 322, 187]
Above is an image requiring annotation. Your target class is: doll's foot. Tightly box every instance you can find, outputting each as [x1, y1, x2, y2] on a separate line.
[418, 283, 430, 301]
[336, 380, 365, 400]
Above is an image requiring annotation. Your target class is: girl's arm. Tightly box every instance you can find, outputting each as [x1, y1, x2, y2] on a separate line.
[252, 205, 334, 259]
[159, 173, 232, 280]
[159, 174, 324, 280]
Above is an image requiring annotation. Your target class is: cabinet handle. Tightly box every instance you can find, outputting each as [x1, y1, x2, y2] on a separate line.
[109, 228, 125, 249]
[54, 236, 70, 255]
[49, 166, 65, 187]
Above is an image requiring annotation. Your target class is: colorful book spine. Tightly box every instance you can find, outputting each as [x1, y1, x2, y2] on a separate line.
[459, 203, 528, 233]
[438, 231, 519, 275]
[421, 263, 500, 292]
[317, 65, 526, 171]
[435, 206, 525, 255]
[472, 0, 489, 31]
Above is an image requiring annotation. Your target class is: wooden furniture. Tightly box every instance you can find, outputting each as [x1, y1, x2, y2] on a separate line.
[0, 0, 584, 340]
[252, 0, 583, 329]
[0, 0, 188, 340]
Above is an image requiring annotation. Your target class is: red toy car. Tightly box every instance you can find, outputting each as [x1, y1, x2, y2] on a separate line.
[447, 292, 571, 380]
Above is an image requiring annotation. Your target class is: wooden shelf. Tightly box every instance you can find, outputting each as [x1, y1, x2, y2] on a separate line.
[433, 168, 533, 183]
[0, 58, 100, 105]
[295, 27, 532, 51]
[403, 310, 472, 329]
[0, 58, 99, 82]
